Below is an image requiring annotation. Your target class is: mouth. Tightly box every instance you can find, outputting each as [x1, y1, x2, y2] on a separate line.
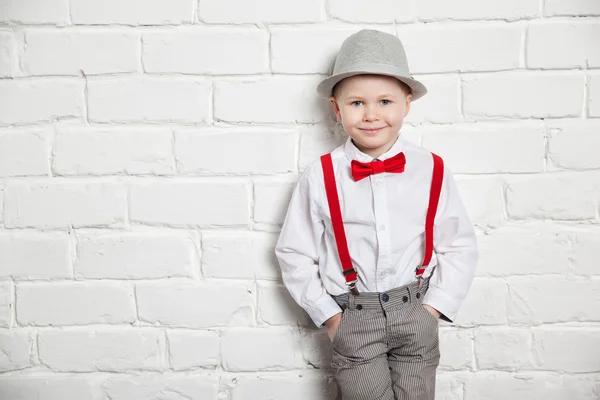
[358, 127, 386, 135]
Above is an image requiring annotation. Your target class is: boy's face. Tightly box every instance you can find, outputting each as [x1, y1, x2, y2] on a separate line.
[329, 74, 412, 158]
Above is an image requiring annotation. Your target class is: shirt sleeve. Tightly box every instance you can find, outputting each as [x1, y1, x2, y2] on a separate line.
[422, 165, 478, 323]
[275, 166, 342, 327]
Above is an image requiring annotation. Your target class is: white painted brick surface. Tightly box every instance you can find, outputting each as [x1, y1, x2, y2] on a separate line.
[463, 72, 584, 119]
[199, 0, 324, 23]
[136, 282, 254, 328]
[88, 77, 211, 123]
[0, 233, 71, 280]
[38, 329, 164, 372]
[16, 282, 136, 326]
[4, 182, 127, 228]
[143, 28, 269, 74]
[1, 2, 599, 399]
[175, 129, 296, 175]
[22, 30, 140, 76]
[0, 31, 16, 77]
[167, 330, 219, 370]
[416, 0, 539, 21]
[53, 128, 174, 176]
[527, 22, 600, 69]
[76, 232, 196, 279]
[399, 25, 522, 74]
[70, 0, 194, 25]
[0, 330, 33, 372]
[0, 79, 85, 125]
[0, 129, 50, 177]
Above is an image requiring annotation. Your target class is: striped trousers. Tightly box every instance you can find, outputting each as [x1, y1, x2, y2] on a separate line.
[331, 276, 440, 400]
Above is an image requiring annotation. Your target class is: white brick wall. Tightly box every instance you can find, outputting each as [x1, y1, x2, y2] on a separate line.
[0, 0, 598, 399]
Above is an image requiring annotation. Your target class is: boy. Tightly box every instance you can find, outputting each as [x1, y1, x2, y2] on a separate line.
[275, 29, 478, 400]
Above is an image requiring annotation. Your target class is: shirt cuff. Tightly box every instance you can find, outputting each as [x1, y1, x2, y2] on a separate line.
[306, 295, 343, 328]
[422, 286, 460, 323]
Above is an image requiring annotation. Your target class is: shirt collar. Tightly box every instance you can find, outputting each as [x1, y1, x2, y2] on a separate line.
[343, 135, 405, 163]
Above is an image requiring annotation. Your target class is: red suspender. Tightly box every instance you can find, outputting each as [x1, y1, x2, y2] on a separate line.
[416, 153, 444, 277]
[320, 152, 444, 291]
[320, 154, 359, 294]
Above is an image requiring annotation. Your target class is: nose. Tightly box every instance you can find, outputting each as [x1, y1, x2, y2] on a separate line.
[363, 104, 378, 122]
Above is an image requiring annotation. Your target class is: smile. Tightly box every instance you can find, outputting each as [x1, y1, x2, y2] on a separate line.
[359, 127, 386, 134]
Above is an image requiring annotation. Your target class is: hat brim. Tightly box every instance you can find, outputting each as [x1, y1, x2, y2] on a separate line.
[317, 64, 427, 101]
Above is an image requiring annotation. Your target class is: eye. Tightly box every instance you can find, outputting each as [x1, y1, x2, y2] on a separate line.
[381, 99, 391, 105]
[351, 101, 363, 106]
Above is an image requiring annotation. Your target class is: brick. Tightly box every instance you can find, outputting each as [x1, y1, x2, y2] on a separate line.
[528, 22, 600, 69]
[590, 75, 600, 118]
[508, 276, 600, 324]
[0, 330, 33, 372]
[22, 30, 139, 76]
[130, 181, 249, 227]
[399, 25, 522, 74]
[0, 376, 98, 400]
[0, 129, 50, 177]
[416, 0, 538, 21]
[474, 328, 535, 370]
[548, 120, 600, 170]
[230, 377, 338, 400]
[0, 0, 69, 24]
[214, 78, 329, 124]
[464, 73, 584, 119]
[506, 173, 599, 220]
[435, 373, 466, 400]
[465, 372, 599, 400]
[175, 129, 296, 175]
[102, 375, 219, 400]
[544, 0, 600, 16]
[329, 0, 414, 22]
[299, 126, 344, 172]
[258, 283, 310, 326]
[0, 31, 17, 77]
[271, 27, 394, 74]
[253, 178, 295, 225]
[477, 228, 571, 276]
[0, 282, 11, 327]
[572, 231, 600, 276]
[143, 28, 268, 74]
[533, 328, 600, 373]
[405, 75, 461, 124]
[39, 330, 163, 372]
[202, 232, 281, 280]
[457, 278, 508, 325]
[136, 282, 253, 328]
[199, 0, 324, 23]
[298, 330, 333, 369]
[16, 282, 136, 326]
[222, 328, 305, 371]
[88, 77, 210, 123]
[0, 233, 71, 280]
[455, 177, 505, 228]
[167, 330, 219, 370]
[421, 123, 544, 174]
[53, 128, 174, 176]
[4, 182, 126, 228]
[439, 328, 473, 370]
[71, 0, 194, 25]
[76, 233, 196, 279]
[0, 79, 84, 125]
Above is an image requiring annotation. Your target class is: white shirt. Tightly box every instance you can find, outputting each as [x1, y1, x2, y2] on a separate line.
[275, 135, 478, 327]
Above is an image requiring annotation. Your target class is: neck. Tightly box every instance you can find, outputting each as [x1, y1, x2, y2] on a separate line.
[353, 137, 399, 159]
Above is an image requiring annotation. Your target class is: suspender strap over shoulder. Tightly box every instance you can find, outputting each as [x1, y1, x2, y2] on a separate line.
[416, 153, 444, 277]
[320, 154, 359, 294]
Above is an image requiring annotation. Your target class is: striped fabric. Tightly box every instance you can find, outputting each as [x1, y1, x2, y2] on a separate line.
[331, 276, 440, 400]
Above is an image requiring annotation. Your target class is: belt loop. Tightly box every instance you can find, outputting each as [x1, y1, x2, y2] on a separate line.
[406, 283, 414, 303]
[347, 292, 355, 309]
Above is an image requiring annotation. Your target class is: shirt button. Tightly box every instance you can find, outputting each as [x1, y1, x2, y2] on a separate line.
[380, 225, 386, 231]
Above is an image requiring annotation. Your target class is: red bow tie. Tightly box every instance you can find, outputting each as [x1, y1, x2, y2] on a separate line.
[351, 151, 406, 182]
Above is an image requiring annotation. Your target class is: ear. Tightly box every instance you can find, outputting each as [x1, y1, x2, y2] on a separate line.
[404, 93, 412, 117]
[329, 96, 342, 120]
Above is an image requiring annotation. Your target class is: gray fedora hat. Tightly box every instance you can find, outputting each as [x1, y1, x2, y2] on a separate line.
[317, 29, 427, 101]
